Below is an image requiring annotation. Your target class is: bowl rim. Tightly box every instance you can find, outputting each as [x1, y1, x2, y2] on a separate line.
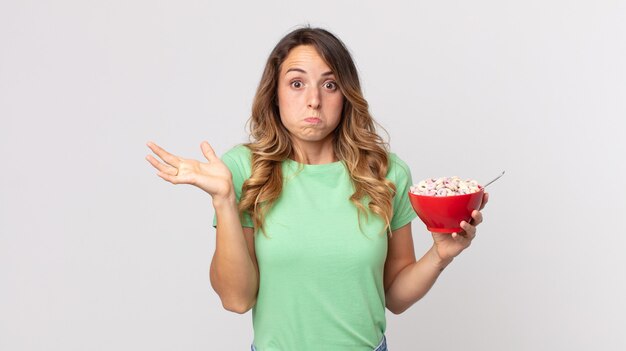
[408, 185, 484, 199]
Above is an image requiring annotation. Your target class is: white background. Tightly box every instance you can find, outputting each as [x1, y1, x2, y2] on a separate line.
[1, 0, 625, 350]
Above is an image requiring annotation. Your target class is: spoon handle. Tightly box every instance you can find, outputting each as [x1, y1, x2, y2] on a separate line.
[483, 171, 505, 188]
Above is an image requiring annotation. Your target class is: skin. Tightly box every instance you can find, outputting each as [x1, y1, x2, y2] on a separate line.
[277, 45, 343, 164]
[145, 44, 489, 315]
[383, 197, 488, 314]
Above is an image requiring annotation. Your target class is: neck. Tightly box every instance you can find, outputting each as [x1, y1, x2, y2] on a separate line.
[291, 139, 337, 165]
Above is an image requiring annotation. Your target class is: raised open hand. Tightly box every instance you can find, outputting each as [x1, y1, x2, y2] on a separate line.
[145, 141, 233, 201]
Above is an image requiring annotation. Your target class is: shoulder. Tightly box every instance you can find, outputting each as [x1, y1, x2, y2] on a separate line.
[222, 144, 252, 159]
[386, 152, 412, 180]
[221, 144, 252, 175]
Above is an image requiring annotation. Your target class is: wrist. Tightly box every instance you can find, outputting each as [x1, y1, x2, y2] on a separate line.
[428, 245, 453, 271]
[212, 190, 237, 210]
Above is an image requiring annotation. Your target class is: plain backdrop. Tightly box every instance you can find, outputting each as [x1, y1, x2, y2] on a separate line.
[1, 0, 625, 350]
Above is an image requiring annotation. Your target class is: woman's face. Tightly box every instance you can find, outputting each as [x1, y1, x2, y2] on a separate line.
[277, 45, 344, 150]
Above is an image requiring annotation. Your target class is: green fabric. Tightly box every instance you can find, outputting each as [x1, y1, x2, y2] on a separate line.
[212, 144, 417, 350]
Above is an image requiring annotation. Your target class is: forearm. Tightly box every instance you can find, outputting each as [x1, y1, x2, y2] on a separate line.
[209, 194, 258, 313]
[385, 245, 452, 314]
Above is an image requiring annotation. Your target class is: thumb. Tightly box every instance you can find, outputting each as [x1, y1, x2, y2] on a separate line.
[201, 141, 218, 162]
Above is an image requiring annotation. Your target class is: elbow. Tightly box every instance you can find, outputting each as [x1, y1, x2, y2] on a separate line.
[222, 297, 256, 314]
[386, 299, 410, 315]
[387, 305, 407, 315]
[209, 271, 257, 314]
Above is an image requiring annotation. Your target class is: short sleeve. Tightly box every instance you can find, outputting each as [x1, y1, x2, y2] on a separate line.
[212, 145, 254, 228]
[388, 153, 418, 231]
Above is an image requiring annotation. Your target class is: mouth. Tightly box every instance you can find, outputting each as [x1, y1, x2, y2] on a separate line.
[304, 117, 321, 124]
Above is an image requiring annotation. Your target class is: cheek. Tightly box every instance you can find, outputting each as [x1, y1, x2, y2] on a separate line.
[277, 89, 294, 118]
[327, 95, 344, 114]
[278, 88, 301, 107]
[279, 101, 299, 123]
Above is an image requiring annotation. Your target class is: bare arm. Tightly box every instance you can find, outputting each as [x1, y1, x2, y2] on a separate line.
[383, 223, 451, 314]
[209, 195, 258, 314]
[146, 141, 258, 314]
[384, 197, 487, 314]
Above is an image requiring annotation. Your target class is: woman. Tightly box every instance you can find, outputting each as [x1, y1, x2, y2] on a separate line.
[146, 27, 488, 351]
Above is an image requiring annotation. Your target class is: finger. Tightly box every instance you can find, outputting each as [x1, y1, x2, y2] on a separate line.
[471, 210, 483, 226]
[479, 192, 489, 210]
[156, 170, 184, 184]
[451, 231, 467, 242]
[146, 154, 178, 175]
[200, 141, 218, 162]
[147, 141, 181, 168]
[460, 221, 477, 240]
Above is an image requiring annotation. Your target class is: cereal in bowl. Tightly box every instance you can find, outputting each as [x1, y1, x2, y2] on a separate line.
[410, 176, 480, 196]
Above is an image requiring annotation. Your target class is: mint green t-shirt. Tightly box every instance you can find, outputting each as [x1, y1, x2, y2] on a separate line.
[213, 145, 417, 350]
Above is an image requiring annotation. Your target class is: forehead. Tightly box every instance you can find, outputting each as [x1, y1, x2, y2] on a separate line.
[280, 45, 331, 73]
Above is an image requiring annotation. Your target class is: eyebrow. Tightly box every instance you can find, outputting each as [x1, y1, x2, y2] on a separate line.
[285, 68, 334, 76]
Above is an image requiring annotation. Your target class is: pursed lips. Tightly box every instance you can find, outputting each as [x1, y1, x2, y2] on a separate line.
[304, 117, 322, 124]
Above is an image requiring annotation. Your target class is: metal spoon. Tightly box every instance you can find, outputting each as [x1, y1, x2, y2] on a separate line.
[483, 171, 505, 188]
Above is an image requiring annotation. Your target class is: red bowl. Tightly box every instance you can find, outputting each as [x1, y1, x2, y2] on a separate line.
[408, 186, 484, 233]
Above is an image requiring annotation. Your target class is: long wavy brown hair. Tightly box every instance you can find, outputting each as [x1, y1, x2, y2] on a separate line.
[239, 27, 396, 236]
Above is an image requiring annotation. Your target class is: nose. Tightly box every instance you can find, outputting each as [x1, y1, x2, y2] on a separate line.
[307, 86, 321, 109]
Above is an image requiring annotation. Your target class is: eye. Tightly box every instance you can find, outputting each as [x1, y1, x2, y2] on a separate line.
[324, 81, 338, 91]
[290, 80, 303, 88]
